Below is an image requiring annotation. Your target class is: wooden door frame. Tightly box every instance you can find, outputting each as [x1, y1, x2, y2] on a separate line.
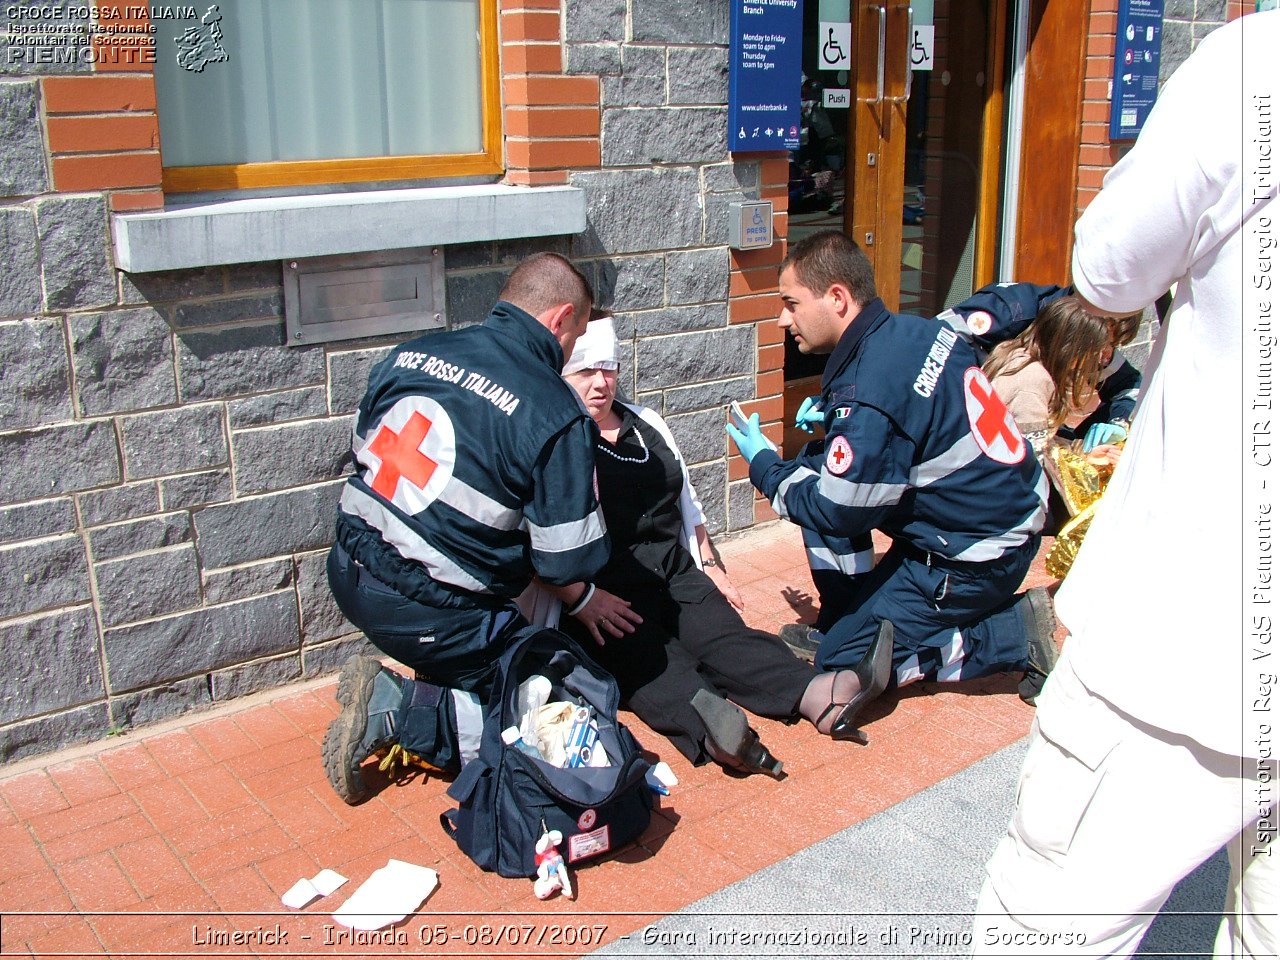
[844, 0, 914, 309]
[1012, 0, 1089, 283]
[845, 1, 889, 297]
[975, 0, 1011, 286]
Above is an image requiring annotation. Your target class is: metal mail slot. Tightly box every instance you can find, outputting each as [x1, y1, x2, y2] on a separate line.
[283, 248, 447, 346]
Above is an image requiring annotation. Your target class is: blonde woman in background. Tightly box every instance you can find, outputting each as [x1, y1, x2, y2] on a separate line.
[982, 295, 1137, 458]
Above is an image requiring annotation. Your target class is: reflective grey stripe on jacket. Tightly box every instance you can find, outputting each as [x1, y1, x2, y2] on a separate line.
[525, 508, 608, 555]
[805, 540, 876, 576]
[339, 485, 491, 594]
[949, 471, 1050, 563]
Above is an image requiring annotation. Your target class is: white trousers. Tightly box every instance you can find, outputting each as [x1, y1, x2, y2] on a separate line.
[972, 649, 1277, 959]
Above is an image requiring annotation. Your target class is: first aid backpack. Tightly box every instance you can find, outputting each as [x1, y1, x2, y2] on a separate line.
[440, 626, 654, 878]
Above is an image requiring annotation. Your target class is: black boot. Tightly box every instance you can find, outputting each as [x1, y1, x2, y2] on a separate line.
[322, 655, 405, 805]
[820, 620, 894, 745]
[690, 689, 785, 779]
[1018, 588, 1059, 704]
[778, 623, 821, 663]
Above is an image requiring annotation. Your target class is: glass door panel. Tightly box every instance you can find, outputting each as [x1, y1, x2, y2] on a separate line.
[900, 0, 991, 317]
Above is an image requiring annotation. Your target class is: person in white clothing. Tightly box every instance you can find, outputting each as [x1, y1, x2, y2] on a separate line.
[972, 11, 1278, 958]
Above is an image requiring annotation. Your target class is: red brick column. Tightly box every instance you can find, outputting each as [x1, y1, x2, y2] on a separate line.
[729, 154, 789, 523]
[41, 8, 163, 211]
[500, 0, 601, 186]
[1075, 0, 1127, 216]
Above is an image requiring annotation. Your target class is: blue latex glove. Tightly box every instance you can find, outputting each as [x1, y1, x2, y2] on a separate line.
[1082, 422, 1127, 452]
[795, 396, 824, 433]
[726, 412, 772, 464]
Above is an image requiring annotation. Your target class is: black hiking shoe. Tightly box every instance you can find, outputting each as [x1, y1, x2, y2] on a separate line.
[779, 623, 821, 663]
[322, 655, 404, 805]
[1017, 588, 1059, 704]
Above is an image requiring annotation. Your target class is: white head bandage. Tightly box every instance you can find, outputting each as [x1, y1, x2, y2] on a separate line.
[563, 316, 620, 376]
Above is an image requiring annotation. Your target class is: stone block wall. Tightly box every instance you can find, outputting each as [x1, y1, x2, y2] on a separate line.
[0, 250, 381, 761]
[0, 0, 787, 760]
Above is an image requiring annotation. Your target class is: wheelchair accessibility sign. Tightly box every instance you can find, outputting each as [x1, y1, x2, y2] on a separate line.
[911, 26, 934, 71]
[818, 22, 851, 71]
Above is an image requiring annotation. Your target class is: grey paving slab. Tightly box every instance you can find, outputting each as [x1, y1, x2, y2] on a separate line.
[1139, 851, 1228, 960]
[590, 741, 1225, 959]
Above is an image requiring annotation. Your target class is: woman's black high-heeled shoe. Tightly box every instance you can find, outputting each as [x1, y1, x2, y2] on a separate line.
[817, 620, 895, 745]
[690, 689, 785, 779]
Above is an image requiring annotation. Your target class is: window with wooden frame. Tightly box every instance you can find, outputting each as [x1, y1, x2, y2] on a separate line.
[152, 0, 501, 193]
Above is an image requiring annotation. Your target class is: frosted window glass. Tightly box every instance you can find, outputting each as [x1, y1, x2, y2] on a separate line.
[153, 0, 484, 168]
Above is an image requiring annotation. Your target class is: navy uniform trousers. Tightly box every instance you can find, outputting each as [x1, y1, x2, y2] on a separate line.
[812, 536, 1040, 686]
[327, 543, 523, 768]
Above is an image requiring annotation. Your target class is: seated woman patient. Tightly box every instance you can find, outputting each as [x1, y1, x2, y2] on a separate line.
[541, 317, 882, 778]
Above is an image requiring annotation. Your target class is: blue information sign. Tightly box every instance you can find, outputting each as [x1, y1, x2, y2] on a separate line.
[729, 0, 803, 152]
[1109, 0, 1165, 140]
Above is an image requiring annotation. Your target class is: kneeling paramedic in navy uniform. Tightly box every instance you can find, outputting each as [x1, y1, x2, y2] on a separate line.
[727, 231, 1059, 739]
[324, 253, 624, 803]
[786, 281, 1140, 661]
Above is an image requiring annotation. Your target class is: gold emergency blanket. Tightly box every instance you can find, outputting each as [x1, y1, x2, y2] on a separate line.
[1043, 443, 1117, 579]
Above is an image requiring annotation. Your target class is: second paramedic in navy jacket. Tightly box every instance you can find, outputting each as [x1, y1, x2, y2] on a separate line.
[728, 231, 1060, 732]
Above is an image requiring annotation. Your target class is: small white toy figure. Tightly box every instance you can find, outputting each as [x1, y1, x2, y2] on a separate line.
[532, 829, 574, 900]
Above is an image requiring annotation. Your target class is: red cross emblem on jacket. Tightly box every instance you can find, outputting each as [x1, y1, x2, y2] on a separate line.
[359, 396, 456, 510]
[368, 412, 439, 499]
[963, 368, 1025, 464]
[825, 434, 854, 476]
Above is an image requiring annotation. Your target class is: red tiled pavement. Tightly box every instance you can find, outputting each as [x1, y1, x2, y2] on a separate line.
[0, 522, 1058, 958]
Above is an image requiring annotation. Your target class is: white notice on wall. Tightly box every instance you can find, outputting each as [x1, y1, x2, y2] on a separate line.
[910, 25, 935, 71]
[818, 21, 852, 71]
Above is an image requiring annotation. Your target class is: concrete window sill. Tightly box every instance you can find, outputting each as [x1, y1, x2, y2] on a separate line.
[111, 184, 587, 273]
